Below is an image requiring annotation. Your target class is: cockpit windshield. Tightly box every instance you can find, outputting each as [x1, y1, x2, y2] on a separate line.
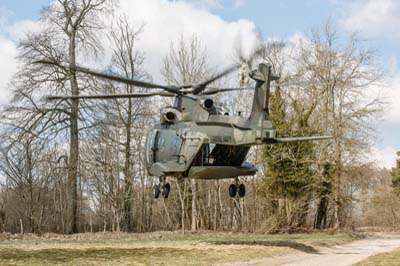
[145, 129, 157, 165]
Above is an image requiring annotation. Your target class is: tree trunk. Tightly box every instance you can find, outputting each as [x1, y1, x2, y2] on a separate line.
[191, 179, 198, 231]
[66, 31, 79, 234]
[123, 98, 133, 231]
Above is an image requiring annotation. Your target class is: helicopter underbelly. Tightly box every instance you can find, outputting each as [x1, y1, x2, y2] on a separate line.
[187, 162, 257, 180]
[144, 127, 256, 179]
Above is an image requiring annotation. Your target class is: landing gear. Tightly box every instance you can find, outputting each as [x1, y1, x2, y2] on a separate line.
[153, 176, 171, 199]
[153, 185, 161, 199]
[238, 183, 246, 197]
[229, 184, 237, 197]
[229, 178, 246, 198]
[162, 183, 171, 199]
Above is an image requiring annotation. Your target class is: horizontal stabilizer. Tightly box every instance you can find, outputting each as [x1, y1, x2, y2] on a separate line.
[265, 136, 332, 144]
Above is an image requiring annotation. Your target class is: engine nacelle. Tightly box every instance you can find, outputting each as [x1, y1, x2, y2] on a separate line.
[161, 107, 182, 124]
[201, 98, 214, 109]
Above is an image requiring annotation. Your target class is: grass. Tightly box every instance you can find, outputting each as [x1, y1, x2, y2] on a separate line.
[0, 231, 359, 266]
[356, 248, 400, 266]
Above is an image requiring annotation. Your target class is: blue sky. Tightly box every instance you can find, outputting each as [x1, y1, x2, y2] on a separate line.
[0, 0, 50, 21]
[0, 0, 399, 166]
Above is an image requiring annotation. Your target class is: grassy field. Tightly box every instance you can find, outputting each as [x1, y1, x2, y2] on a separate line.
[356, 248, 400, 266]
[0, 231, 358, 266]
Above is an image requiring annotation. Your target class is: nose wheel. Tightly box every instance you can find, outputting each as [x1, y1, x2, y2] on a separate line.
[153, 176, 170, 199]
[229, 179, 246, 198]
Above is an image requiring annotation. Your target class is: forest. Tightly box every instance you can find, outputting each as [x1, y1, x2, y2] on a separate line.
[0, 0, 399, 236]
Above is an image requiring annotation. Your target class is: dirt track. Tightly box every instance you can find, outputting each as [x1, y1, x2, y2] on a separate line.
[219, 234, 400, 266]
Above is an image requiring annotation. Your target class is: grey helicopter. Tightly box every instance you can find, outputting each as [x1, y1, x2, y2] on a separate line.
[36, 60, 331, 199]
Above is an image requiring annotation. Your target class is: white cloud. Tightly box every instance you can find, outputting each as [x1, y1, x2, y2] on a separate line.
[343, 0, 400, 40]
[370, 146, 397, 169]
[0, 9, 42, 107]
[6, 19, 44, 41]
[341, 0, 400, 161]
[382, 74, 400, 126]
[115, 0, 258, 81]
[0, 0, 259, 107]
[0, 35, 18, 106]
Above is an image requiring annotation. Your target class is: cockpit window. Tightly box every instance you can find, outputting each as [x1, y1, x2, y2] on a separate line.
[145, 130, 157, 164]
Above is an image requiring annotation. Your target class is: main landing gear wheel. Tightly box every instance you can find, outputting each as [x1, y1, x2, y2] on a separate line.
[153, 176, 171, 199]
[162, 183, 171, 199]
[229, 184, 237, 197]
[238, 184, 246, 197]
[228, 180, 246, 198]
[153, 185, 160, 199]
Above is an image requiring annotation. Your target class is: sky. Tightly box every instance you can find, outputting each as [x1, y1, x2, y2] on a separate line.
[0, 0, 399, 168]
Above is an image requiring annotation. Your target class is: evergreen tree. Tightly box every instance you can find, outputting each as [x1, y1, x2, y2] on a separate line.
[391, 151, 400, 195]
[260, 87, 317, 230]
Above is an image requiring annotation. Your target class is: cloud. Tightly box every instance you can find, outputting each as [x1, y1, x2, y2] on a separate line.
[0, 8, 43, 107]
[342, 0, 400, 40]
[383, 74, 400, 126]
[0, 0, 259, 107]
[6, 19, 45, 41]
[0, 35, 18, 106]
[369, 146, 397, 169]
[116, 0, 259, 81]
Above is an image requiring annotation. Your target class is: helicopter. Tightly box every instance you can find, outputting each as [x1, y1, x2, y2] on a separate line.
[36, 60, 331, 199]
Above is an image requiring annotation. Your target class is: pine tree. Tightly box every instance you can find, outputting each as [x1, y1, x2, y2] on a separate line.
[391, 151, 400, 195]
[260, 87, 317, 230]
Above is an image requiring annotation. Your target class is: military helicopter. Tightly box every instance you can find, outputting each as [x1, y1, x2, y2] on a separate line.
[36, 60, 331, 199]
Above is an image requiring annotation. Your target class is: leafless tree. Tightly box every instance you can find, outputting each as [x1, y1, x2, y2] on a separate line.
[300, 22, 384, 229]
[1, 0, 113, 234]
[161, 35, 212, 232]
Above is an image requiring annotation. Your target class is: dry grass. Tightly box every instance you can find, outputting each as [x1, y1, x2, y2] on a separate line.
[0, 231, 358, 266]
[356, 248, 400, 266]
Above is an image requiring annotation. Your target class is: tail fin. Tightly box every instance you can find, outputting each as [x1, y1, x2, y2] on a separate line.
[248, 63, 279, 127]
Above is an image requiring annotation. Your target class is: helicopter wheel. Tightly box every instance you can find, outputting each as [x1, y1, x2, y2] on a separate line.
[162, 183, 171, 199]
[153, 185, 161, 199]
[229, 184, 237, 198]
[238, 184, 246, 198]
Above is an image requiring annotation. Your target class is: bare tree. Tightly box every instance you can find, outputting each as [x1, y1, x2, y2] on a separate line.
[296, 21, 384, 229]
[161, 35, 212, 231]
[0, 133, 63, 233]
[86, 17, 152, 232]
[1, 0, 112, 234]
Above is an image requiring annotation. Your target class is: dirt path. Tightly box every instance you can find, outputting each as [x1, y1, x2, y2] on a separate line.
[219, 234, 400, 266]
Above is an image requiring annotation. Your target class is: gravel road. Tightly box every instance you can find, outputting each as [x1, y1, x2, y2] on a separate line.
[219, 234, 400, 266]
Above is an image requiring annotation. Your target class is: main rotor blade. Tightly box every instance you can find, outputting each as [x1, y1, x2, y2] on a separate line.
[46, 92, 175, 100]
[203, 87, 253, 95]
[192, 64, 241, 94]
[270, 81, 312, 88]
[34, 60, 182, 94]
[203, 80, 317, 95]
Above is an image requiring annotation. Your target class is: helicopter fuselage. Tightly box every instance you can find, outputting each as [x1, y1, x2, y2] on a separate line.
[144, 93, 276, 180]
